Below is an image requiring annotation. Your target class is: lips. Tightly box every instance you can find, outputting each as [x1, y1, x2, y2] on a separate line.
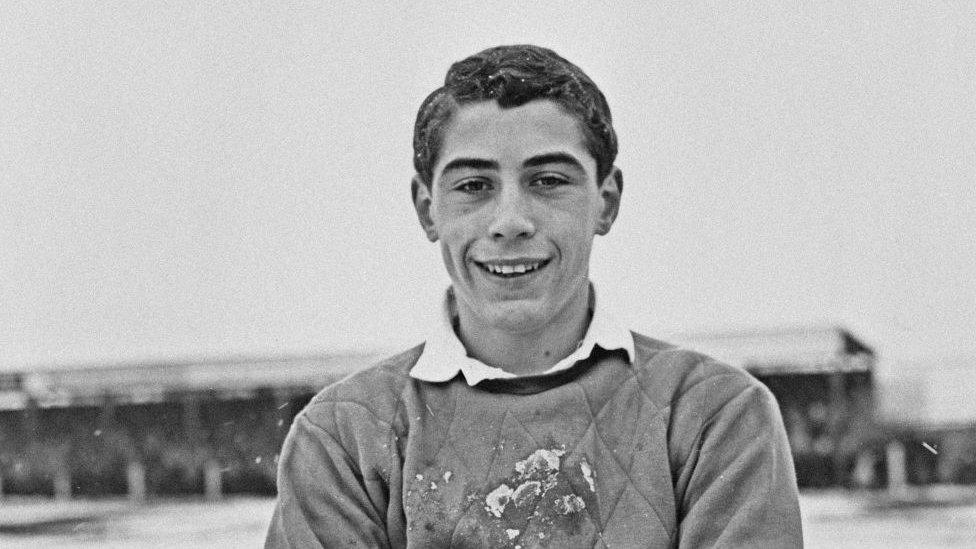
[474, 258, 551, 278]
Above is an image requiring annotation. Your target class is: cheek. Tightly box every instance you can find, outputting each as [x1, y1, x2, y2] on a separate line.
[439, 242, 455, 269]
[553, 234, 596, 269]
[434, 201, 481, 229]
[553, 212, 597, 243]
[435, 209, 485, 251]
[437, 225, 472, 262]
[547, 194, 601, 228]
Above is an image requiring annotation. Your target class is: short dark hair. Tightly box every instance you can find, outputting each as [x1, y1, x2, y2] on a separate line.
[413, 45, 618, 186]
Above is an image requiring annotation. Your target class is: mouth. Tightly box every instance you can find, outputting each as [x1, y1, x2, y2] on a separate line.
[473, 258, 551, 279]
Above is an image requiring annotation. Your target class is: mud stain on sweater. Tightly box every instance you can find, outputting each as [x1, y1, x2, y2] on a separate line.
[450, 446, 600, 548]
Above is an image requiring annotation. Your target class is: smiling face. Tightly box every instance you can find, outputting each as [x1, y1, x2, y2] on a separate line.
[413, 99, 622, 336]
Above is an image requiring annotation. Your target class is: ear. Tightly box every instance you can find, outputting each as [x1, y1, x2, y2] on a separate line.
[411, 175, 439, 242]
[595, 167, 623, 236]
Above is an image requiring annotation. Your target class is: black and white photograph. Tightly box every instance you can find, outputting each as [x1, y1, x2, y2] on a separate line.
[2, 2, 974, 547]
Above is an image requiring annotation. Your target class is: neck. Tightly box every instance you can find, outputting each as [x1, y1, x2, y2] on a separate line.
[455, 282, 593, 375]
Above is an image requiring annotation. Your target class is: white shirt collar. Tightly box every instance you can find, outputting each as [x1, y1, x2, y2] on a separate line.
[409, 284, 635, 386]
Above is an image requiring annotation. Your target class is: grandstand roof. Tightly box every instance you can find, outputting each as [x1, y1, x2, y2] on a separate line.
[0, 352, 385, 409]
[675, 325, 875, 375]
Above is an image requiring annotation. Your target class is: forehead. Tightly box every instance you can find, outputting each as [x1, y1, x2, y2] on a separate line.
[434, 99, 594, 174]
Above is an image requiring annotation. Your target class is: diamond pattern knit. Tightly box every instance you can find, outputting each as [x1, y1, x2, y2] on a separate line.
[266, 333, 803, 548]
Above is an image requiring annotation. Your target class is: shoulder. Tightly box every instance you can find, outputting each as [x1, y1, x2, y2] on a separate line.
[627, 331, 785, 467]
[298, 343, 424, 433]
[628, 331, 771, 416]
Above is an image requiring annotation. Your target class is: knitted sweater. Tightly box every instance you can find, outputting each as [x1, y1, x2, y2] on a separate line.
[265, 333, 803, 548]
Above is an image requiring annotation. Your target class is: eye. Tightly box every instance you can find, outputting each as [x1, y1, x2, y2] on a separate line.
[532, 175, 569, 188]
[454, 179, 491, 193]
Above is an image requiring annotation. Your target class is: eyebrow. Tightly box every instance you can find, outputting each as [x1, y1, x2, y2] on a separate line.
[439, 157, 499, 174]
[522, 152, 586, 172]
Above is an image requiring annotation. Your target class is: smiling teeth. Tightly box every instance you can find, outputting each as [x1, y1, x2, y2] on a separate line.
[484, 262, 542, 274]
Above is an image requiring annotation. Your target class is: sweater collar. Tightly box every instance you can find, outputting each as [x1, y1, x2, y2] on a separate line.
[410, 283, 635, 386]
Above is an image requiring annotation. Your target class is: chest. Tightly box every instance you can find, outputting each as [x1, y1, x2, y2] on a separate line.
[394, 396, 677, 547]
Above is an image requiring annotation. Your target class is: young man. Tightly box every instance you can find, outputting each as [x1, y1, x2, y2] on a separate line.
[266, 45, 802, 548]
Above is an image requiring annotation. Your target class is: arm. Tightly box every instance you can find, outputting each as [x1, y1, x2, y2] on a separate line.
[675, 382, 803, 548]
[264, 413, 397, 548]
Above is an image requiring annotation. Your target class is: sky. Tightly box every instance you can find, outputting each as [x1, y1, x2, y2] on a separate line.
[2, 1, 974, 384]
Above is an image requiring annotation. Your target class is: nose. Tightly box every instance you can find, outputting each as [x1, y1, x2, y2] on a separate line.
[488, 185, 535, 240]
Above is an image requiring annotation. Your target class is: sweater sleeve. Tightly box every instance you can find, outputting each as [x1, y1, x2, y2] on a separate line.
[264, 413, 395, 549]
[676, 382, 803, 548]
